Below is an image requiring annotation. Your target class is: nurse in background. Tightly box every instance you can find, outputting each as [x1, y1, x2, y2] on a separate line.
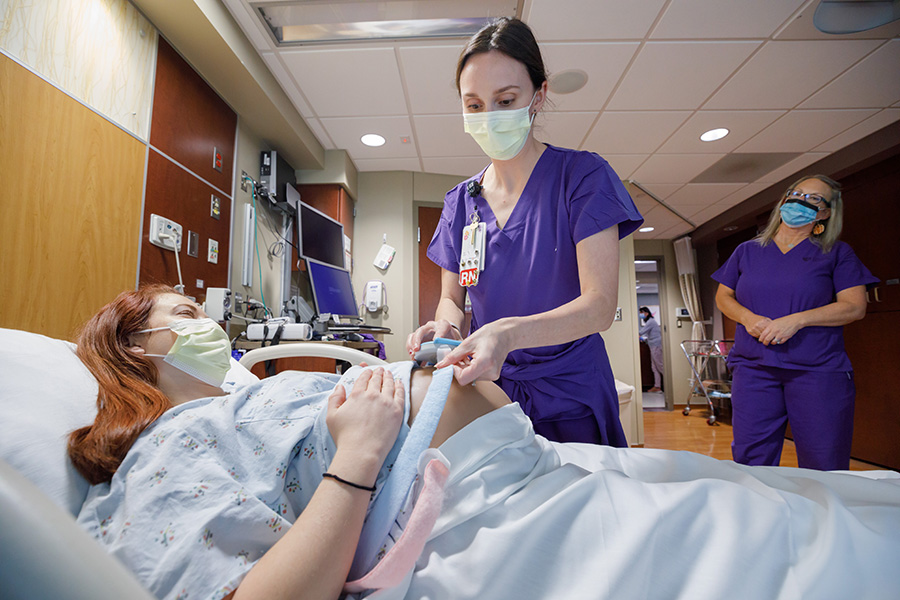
[713, 175, 877, 470]
[407, 17, 643, 446]
[639, 307, 663, 393]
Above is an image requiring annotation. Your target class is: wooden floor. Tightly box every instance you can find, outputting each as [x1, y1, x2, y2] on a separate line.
[642, 407, 877, 472]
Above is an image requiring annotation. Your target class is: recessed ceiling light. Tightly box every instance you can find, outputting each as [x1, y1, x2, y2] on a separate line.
[361, 134, 386, 147]
[723, 225, 739, 232]
[639, 227, 655, 233]
[549, 69, 588, 94]
[700, 128, 729, 142]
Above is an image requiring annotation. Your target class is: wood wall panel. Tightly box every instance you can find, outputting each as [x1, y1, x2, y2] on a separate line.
[0, 54, 144, 341]
[141, 150, 231, 300]
[150, 38, 236, 193]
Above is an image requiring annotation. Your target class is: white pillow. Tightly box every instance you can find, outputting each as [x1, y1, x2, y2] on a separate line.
[0, 328, 259, 516]
[0, 329, 98, 515]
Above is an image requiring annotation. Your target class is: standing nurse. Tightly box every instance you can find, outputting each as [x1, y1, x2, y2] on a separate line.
[407, 17, 643, 446]
[713, 175, 877, 470]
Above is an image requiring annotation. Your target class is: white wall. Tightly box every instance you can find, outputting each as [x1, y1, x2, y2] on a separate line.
[599, 236, 644, 445]
[228, 121, 289, 330]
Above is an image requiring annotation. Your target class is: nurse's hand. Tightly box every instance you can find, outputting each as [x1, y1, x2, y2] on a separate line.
[744, 315, 772, 339]
[435, 321, 512, 386]
[406, 320, 462, 358]
[758, 314, 802, 346]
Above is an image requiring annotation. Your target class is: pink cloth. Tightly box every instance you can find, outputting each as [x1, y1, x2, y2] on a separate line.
[343, 459, 450, 594]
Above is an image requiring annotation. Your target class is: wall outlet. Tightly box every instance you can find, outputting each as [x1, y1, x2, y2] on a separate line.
[210, 194, 221, 220]
[208, 239, 219, 264]
[149, 214, 182, 251]
[614, 307, 623, 321]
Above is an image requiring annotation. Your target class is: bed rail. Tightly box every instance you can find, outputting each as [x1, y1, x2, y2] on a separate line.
[239, 343, 389, 370]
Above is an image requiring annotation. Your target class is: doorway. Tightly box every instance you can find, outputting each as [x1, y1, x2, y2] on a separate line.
[635, 257, 671, 411]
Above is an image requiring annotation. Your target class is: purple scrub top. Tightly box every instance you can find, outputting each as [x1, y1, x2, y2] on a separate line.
[713, 238, 878, 372]
[427, 145, 643, 444]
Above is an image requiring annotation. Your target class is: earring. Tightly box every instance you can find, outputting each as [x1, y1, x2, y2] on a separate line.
[812, 221, 826, 236]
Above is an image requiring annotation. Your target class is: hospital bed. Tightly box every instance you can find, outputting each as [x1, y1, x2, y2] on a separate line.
[2, 327, 899, 600]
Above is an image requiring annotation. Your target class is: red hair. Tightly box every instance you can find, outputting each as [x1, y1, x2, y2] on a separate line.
[68, 284, 177, 484]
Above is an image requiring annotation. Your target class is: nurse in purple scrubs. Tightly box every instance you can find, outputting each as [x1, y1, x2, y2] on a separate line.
[406, 17, 643, 446]
[713, 175, 877, 470]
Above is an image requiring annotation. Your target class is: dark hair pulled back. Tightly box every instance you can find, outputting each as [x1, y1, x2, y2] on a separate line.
[455, 17, 547, 95]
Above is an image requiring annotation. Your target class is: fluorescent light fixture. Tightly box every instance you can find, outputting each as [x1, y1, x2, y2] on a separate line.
[258, 0, 521, 44]
[814, 0, 900, 34]
[700, 128, 729, 142]
[361, 133, 386, 147]
[638, 227, 655, 233]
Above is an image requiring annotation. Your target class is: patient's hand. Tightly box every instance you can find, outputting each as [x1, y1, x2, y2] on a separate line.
[326, 368, 404, 469]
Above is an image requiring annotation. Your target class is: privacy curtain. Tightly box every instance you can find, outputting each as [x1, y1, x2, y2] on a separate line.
[673, 237, 705, 342]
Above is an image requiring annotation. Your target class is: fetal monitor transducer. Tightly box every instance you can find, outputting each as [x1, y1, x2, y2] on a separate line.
[414, 338, 461, 366]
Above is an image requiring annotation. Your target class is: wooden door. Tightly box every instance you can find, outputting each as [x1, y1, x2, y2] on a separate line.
[417, 206, 472, 333]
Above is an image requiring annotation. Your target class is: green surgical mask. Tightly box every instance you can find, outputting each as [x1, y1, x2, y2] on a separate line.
[138, 318, 232, 387]
[463, 92, 537, 161]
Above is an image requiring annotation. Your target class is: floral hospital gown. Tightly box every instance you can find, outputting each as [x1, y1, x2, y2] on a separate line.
[77, 363, 416, 600]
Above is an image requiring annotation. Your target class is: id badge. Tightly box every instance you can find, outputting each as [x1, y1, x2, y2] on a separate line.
[459, 222, 486, 287]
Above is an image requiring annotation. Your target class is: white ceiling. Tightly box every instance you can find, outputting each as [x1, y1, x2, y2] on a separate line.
[220, 0, 900, 240]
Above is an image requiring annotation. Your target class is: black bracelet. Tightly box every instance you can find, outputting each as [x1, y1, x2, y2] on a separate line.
[322, 472, 377, 492]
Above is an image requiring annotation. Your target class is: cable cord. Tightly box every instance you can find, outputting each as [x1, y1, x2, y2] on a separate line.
[249, 181, 271, 317]
[160, 233, 184, 293]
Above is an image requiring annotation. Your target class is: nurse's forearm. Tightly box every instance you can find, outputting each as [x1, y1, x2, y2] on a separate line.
[791, 300, 867, 328]
[715, 286, 761, 329]
[498, 290, 617, 351]
[435, 296, 466, 331]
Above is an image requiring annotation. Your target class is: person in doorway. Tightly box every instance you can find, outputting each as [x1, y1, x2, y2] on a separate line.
[639, 307, 663, 393]
[713, 174, 877, 470]
[406, 17, 644, 446]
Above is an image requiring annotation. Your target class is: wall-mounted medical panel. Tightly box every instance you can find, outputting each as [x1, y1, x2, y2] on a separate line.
[149, 37, 236, 194]
[141, 150, 231, 299]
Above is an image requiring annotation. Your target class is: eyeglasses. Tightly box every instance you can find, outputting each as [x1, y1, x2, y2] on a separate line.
[785, 189, 831, 209]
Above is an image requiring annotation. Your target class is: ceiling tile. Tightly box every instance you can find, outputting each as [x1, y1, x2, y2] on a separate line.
[537, 111, 599, 150]
[637, 183, 685, 200]
[279, 47, 406, 117]
[813, 108, 900, 153]
[320, 116, 418, 160]
[582, 111, 692, 154]
[422, 156, 489, 178]
[800, 40, 900, 109]
[603, 154, 649, 180]
[658, 110, 785, 153]
[656, 221, 695, 239]
[525, 0, 667, 40]
[756, 152, 830, 184]
[352, 157, 422, 172]
[414, 114, 482, 158]
[639, 205, 693, 230]
[737, 109, 878, 153]
[651, 0, 805, 39]
[541, 42, 639, 111]
[704, 40, 882, 110]
[631, 153, 725, 184]
[687, 202, 732, 226]
[261, 52, 313, 117]
[607, 42, 760, 110]
[399, 45, 463, 115]
[665, 183, 748, 211]
[718, 181, 771, 208]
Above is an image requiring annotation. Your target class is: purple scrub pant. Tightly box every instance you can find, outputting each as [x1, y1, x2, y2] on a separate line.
[730, 364, 855, 470]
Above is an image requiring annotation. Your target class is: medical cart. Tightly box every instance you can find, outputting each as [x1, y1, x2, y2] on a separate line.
[680, 340, 734, 426]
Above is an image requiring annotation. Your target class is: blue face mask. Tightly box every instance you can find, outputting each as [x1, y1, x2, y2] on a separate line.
[779, 200, 818, 228]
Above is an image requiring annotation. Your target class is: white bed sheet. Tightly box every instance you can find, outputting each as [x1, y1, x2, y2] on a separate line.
[362, 403, 900, 600]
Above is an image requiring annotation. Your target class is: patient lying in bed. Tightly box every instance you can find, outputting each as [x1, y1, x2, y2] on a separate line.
[70, 286, 900, 600]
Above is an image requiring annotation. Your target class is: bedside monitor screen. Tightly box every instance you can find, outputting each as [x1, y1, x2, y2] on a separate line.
[307, 258, 358, 320]
[298, 200, 345, 268]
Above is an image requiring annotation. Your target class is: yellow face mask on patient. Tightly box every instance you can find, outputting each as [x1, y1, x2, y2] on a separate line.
[138, 318, 232, 387]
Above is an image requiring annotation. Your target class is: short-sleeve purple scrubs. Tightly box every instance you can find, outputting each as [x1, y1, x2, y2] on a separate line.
[712, 238, 878, 371]
[427, 145, 643, 446]
[713, 237, 878, 469]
